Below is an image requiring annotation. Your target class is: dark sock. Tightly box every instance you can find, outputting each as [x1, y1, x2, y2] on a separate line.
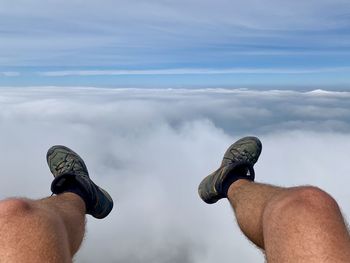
[222, 164, 255, 197]
[51, 174, 90, 211]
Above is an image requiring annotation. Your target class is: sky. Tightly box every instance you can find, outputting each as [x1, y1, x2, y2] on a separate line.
[1, 0, 350, 88]
[0, 87, 350, 262]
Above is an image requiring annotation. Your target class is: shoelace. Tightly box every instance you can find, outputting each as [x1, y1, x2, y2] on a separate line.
[55, 157, 76, 174]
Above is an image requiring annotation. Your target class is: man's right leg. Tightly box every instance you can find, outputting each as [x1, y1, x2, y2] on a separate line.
[0, 193, 85, 263]
[198, 136, 350, 263]
[0, 145, 114, 262]
[228, 180, 350, 262]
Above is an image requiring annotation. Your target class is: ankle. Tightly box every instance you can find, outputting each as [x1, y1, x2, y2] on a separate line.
[227, 179, 252, 198]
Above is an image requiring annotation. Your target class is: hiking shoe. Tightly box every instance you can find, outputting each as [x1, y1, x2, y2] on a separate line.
[198, 136, 262, 204]
[47, 145, 114, 219]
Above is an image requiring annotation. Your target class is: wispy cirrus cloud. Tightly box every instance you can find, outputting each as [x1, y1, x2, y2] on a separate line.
[1, 0, 350, 76]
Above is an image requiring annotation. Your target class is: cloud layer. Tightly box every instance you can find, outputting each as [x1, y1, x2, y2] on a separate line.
[0, 87, 349, 262]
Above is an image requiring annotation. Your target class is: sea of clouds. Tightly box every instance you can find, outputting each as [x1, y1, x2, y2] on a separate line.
[0, 87, 349, 262]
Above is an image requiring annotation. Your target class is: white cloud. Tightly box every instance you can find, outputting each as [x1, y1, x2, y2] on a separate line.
[0, 87, 349, 262]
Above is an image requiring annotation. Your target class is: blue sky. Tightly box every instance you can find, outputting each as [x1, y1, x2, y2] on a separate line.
[1, 0, 350, 88]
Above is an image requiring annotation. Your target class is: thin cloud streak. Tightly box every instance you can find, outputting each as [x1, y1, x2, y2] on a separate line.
[0, 72, 20, 77]
[38, 67, 350, 77]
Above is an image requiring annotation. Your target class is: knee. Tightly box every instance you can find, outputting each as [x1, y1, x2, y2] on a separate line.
[0, 198, 61, 231]
[0, 198, 33, 218]
[263, 186, 339, 224]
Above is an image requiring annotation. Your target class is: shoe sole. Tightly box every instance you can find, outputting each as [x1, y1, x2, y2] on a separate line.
[47, 145, 114, 219]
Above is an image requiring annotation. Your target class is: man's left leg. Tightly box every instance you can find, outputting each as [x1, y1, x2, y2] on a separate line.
[198, 136, 350, 262]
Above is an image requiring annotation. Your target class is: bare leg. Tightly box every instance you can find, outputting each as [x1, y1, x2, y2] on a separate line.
[228, 180, 350, 263]
[0, 193, 86, 263]
[227, 180, 284, 248]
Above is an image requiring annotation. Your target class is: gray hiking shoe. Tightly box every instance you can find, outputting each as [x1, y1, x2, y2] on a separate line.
[47, 145, 114, 219]
[198, 136, 262, 204]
